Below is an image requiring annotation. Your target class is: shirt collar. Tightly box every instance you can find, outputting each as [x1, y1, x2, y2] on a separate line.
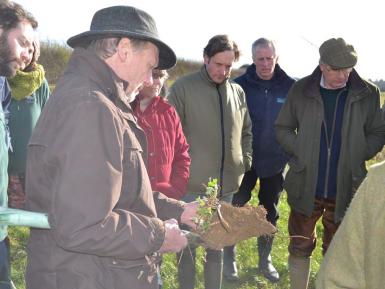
[320, 73, 347, 89]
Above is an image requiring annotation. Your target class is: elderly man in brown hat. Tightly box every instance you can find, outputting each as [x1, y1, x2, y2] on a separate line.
[25, 6, 197, 289]
[275, 37, 385, 289]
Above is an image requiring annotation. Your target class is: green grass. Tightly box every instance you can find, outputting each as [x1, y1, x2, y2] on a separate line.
[8, 226, 28, 287]
[8, 145, 385, 289]
[8, 192, 322, 289]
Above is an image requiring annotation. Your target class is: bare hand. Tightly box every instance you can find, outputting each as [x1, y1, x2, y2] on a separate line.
[180, 201, 199, 230]
[158, 219, 187, 253]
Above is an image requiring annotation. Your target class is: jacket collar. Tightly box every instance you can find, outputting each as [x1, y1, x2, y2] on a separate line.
[199, 65, 229, 88]
[244, 63, 288, 85]
[132, 96, 163, 116]
[304, 66, 371, 102]
[66, 48, 135, 122]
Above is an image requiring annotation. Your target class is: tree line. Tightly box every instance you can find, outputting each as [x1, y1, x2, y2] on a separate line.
[39, 41, 385, 89]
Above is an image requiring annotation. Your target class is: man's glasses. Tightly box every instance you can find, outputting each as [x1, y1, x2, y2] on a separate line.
[325, 65, 353, 75]
[152, 73, 167, 80]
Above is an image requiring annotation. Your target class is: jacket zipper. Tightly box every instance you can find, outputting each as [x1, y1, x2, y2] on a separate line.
[217, 85, 225, 198]
[323, 89, 345, 198]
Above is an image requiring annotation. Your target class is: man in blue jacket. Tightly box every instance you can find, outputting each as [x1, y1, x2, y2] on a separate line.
[0, 2, 37, 288]
[226, 38, 294, 283]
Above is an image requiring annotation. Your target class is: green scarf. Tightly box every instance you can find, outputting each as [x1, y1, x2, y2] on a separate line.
[8, 64, 45, 101]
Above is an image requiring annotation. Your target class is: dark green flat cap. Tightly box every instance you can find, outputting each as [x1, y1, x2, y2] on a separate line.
[319, 38, 357, 69]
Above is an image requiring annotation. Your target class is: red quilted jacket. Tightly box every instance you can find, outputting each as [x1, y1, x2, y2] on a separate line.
[133, 96, 190, 199]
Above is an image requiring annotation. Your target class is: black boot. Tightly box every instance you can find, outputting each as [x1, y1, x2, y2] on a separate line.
[223, 245, 239, 281]
[258, 236, 279, 283]
[177, 246, 196, 289]
[204, 249, 223, 289]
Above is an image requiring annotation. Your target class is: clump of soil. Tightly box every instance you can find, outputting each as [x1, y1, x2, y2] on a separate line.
[194, 202, 276, 250]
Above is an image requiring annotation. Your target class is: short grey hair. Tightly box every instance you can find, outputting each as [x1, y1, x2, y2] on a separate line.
[87, 38, 120, 59]
[87, 37, 148, 59]
[251, 38, 276, 59]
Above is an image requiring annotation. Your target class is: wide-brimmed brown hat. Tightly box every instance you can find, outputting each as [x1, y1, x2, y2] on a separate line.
[67, 6, 176, 69]
[319, 38, 357, 69]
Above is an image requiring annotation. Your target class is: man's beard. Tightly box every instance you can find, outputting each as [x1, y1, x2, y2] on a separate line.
[0, 32, 18, 77]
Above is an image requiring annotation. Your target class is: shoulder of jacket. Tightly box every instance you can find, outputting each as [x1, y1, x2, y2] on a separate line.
[54, 78, 114, 115]
[36, 78, 50, 92]
[233, 73, 246, 84]
[173, 71, 201, 86]
[295, 74, 313, 86]
[157, 97, 176, 112]
[286, 75, 297, 85]
[228, 79, 244, 92]
[288, 75, 313, 92]
[369, 160, 385, 172]
[361, 78, 379, 94]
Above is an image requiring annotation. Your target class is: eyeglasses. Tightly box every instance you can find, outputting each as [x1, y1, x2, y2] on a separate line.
[324, 65, 353, 75]
[152, 73, 167, 80]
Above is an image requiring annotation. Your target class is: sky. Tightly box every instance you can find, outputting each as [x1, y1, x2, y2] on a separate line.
[16, 0, 385, 80]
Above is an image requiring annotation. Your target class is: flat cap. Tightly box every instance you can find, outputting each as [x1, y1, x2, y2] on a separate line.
[319, 38, 357, 69]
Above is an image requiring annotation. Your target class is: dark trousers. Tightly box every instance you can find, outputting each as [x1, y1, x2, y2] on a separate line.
[0, 238, 12, 289]
[288, 197, 340, 257]
[232, 169, 283, 226]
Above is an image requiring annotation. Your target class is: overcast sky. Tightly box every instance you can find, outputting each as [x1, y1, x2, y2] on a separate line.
[16, 0, 384, 80]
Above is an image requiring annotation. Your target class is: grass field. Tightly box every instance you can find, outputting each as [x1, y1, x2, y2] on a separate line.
[9, 163, 385, 289]
[8, 146, 385, 289]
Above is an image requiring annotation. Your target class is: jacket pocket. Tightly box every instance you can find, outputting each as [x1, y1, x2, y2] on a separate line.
[107, 257, 147, 269]
[284, 158, 306, 198]
[103, 257, 157, 289]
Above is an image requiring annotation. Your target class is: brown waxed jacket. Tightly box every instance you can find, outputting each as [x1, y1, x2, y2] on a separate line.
[25, 48, 185, 289]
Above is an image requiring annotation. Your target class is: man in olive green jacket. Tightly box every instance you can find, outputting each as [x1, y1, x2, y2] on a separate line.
[316, 160, 385, 289]
[168, 35, 252, 289]
[275, 38, 385, 289]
